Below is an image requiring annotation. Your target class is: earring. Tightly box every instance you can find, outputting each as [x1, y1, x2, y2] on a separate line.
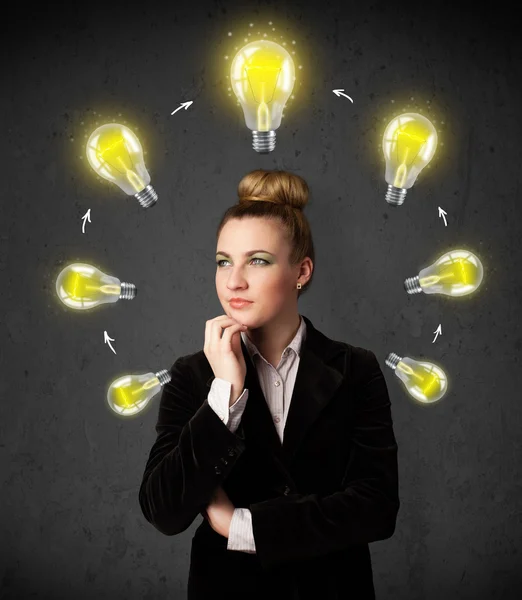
[296, 283, 302, 289]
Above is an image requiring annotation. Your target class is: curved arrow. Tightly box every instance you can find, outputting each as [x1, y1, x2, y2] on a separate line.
[332, 89, 354, 103]
[171, 101, 193, 116]
[81, 209, 91, 234]
[438, 206, 448, 227]
[104, 331, 117, 355]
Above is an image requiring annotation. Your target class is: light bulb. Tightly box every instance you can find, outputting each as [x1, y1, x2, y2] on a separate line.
[385, 352, 448, 403]
[230, 40, 296, 153]
[404, 249, 484, 297]
[382, 112, 438, 206]
[86, 123, 158, 208]
[107, 369, 171, 416]
[56, 262, 137, 310]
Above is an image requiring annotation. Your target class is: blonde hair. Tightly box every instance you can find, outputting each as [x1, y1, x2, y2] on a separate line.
[216, 169, 315, 298]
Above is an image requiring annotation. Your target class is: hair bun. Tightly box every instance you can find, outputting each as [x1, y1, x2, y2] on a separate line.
[237, 169, 308, 211]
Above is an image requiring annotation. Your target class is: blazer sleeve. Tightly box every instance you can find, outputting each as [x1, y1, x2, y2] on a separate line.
[248, 348, 400, 571]
[138, 355, 247, 536]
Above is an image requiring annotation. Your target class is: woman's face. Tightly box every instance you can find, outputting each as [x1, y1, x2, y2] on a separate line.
[215, 217, 297, 326]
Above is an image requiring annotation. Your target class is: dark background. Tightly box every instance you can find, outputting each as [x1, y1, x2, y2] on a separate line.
[1, 0, 521, 598]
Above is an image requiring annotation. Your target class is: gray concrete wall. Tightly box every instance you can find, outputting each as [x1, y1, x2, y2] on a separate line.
[1, 0, 521, 598]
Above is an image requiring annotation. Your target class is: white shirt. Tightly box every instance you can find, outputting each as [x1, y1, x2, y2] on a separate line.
[207, 314, 307, 554]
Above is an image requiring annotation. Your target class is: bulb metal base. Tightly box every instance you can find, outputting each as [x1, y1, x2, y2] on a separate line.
[385, 353, 402, 370]
[385, 185, 407, 206]
[135, 184, 158, 208]
[119, 282, 137, 300]
[155, 369, 172, 386]
[404, 275, 422, 294]
[252, 130, 276, 153]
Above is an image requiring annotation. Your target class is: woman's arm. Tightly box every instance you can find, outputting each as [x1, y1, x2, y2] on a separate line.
[138, 355, 247, 536]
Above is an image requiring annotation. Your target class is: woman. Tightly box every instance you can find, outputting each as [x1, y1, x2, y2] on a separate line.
[139, 169, 400, 599]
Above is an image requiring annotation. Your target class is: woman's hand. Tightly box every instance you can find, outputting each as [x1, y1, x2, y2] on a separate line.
[202, 486, 236, 539]
[204, 315, 248, 406]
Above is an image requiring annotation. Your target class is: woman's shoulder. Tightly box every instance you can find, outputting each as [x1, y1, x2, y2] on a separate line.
[166, 349, 211, 382]
[337, 341, 381, 383]
[342, 341, 378, 360]
[167, 349, 206, 370]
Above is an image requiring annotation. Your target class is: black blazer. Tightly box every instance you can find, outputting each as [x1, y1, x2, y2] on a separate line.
[139, 314, 400, 599]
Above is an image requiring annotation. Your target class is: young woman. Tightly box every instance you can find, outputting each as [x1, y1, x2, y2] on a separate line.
[139, 169, 400, 599]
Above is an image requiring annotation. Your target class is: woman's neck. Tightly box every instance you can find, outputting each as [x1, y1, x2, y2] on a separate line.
[245, 312, 302, 364]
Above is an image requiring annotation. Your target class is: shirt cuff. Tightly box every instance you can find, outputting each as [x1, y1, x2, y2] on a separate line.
[227, 508, 256, 553]
[208, 378, 248, 431]
[228, 389, 248, 432]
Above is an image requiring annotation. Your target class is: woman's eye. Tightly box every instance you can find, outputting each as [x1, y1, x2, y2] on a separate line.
[216, 258, 268, 267]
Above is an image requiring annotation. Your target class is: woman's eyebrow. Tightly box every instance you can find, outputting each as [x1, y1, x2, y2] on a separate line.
[215, 249, 274, 257]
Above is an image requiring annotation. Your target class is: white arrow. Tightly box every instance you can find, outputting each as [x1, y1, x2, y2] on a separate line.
[171, 101, 193, 115]
[432, 324, 442, 343]
[438, 206, 448, 227]
[332, 89, 354, 103]
[104, 331, 117, 355]
[81, 209, 91, 234]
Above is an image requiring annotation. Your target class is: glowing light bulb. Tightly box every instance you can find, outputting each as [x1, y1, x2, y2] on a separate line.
[230, 39, 296, 153]
[404, 249, 484, 297]
[86, 123, 158, 208]
[56, 262, 137, 310]
[107, 369, 171, 417]
[382, 112, 438, 206]
[385, 352, 448, 403]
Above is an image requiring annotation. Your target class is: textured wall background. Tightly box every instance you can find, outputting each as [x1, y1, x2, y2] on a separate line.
[1, 0, 521, 598]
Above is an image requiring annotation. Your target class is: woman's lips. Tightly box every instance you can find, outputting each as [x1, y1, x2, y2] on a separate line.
[229, 300, 253, 308]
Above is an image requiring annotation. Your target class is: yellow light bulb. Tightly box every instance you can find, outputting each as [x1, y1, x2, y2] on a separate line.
[230, 39, 296, 153]
[404, 249, 484, 297]
[385, 353, 448, 403]
[107, 369, 171, 417]
[55, 262, 137, 310]
[86, 123, 158, 208]
[382, 112, 438, 206]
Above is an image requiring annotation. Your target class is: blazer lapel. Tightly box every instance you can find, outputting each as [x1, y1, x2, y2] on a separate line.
[239, 315, 345, 468]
